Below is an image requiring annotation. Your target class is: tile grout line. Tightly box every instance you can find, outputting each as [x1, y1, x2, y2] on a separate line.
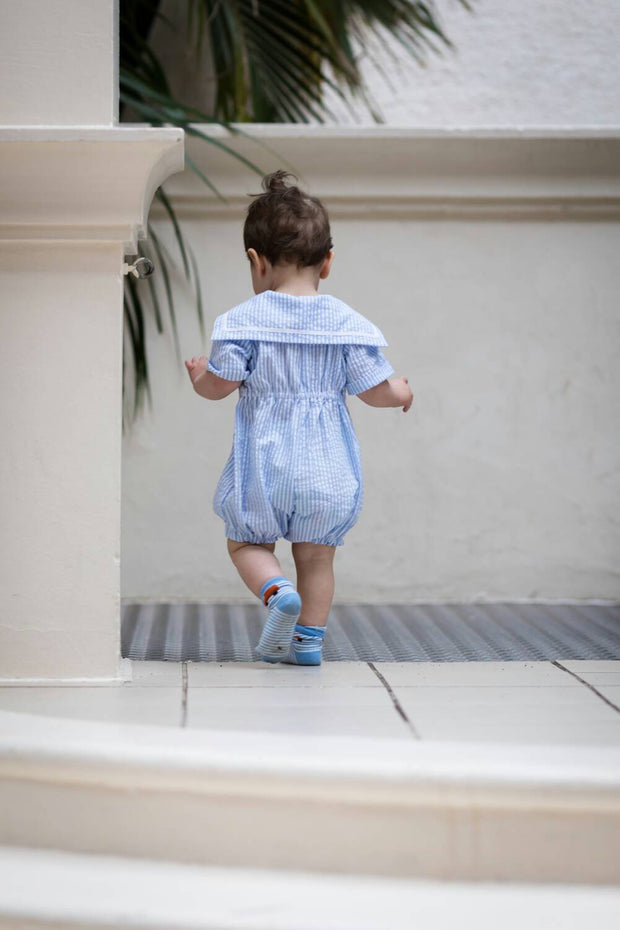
[181, 663, 189, 727]
[552, 660, 620, 713]
[367, 662, 420, 739]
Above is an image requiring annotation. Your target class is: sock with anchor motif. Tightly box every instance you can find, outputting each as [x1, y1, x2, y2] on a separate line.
[283, 623, 326, 666]
[255, 576, 302, 663]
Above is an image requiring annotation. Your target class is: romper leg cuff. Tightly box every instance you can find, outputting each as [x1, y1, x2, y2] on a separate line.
[285, 533, 346, 547]
[225, 529, 281, 545]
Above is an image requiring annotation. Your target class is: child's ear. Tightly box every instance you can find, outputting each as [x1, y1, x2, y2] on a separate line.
[247, 248, 269, 276]
[319, 249, 334, 279]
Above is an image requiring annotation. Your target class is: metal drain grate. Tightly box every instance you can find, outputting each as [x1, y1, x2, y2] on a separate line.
[121, 602, 620, 663]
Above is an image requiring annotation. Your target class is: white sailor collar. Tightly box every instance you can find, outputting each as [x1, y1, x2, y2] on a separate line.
[210, 290, 388, 346]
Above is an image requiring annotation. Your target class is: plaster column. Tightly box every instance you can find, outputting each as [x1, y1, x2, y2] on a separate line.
[0, 1, 184, 680]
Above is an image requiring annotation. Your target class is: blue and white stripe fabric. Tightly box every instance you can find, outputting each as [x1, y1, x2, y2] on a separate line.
[256, 576, 302, 662]
[283, 623, 326, 665]
[207, 290, 395, 547]
[211, 289, 388, 346]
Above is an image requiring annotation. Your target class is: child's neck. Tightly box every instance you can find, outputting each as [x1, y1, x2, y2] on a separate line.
[269, 267, 322, 297]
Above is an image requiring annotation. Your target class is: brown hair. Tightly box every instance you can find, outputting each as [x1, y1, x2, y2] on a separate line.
[243, 170, 333, 268]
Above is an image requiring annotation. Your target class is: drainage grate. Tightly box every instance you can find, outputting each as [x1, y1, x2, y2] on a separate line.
[121, 602, 620, 663]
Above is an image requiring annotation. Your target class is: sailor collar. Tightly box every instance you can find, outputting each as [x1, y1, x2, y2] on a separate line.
[211, 290, 388, 347]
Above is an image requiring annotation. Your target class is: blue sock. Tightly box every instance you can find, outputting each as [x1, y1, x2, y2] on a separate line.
[283, 623, 326, 666]
[256, 576, 302, 663]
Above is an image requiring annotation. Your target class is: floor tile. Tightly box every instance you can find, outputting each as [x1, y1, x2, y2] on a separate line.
[406, 703, 620, 745]
[125, 661, 184, 687]
[559, 661, 620, 688]
[588, 685, 620, 707]
[559, 661, 620, 674]
[185, 704, 412, 739]
[390, 685, 610, 708]
[5, 845, 620, 930]
[415, 719, 620, 745]
[374, 661, 579, 687]
[0, 687, 184, 727]
[187, 685, 391, 709]
[186, 660, 380, 687]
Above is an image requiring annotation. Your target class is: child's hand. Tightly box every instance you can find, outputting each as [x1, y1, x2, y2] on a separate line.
[357, 376, 414, 411]
[184, 355, 208, 386]
[396, 376, 414, 413]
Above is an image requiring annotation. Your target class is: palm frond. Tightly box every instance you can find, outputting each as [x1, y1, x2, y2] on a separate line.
[119, 0, 470, 423]
[154, 185, 191, 280]
[123, 272, 151, 426]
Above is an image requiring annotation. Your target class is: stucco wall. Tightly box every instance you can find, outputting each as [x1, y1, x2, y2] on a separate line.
[121, 129, 620, 603]
[318, 0, 620, 128]
[121, 1, 620, 605]
[0, 0, 117, 125]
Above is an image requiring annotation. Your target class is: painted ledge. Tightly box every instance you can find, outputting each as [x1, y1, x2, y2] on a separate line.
[0, 126, 185, 251]
[1, 708, 619, 883]
[156, 123, 620, 219]
[2, 846, 620, 930]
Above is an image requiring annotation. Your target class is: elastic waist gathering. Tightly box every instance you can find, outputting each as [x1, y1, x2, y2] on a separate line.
[239, 390, 344, 401]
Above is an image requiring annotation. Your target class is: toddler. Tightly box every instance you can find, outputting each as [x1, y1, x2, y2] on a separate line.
[185, 170, 413, 666]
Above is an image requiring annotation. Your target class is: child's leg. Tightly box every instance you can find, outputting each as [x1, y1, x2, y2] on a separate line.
[227, 539, 282, 597]
[284, 542, 336, 665]
[227, 540, 301, 663]
[292, 542, 335, 626]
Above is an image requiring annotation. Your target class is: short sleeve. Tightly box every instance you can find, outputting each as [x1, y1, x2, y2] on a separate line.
[344, 344, 395, 395]
[207, 340, 253, 382]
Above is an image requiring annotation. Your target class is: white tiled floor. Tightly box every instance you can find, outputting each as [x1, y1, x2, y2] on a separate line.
[596, 686, 620, 704]
[401, 705, 620, 745]
[187, 685, 391, 708]
[0, 685, 184, 727]
[186, 703, 412, 737]
[560, 660, 620, 703]
[186, 660, 380, 688]
[0, 660, 618, 745]
[4, 845, 620, 930]
[183, 661, 410, 736]
[387, 685, 605, 707]
[127, 661, 184, 687]
[371, 661, 582, 687]
[560, 660, 620, 681]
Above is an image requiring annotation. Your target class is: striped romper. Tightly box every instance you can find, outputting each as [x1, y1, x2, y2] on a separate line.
[207, 289, 395, 547]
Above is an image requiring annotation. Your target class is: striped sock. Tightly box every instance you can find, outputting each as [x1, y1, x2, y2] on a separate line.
[255, 576, 302, 663]
[283, 623, 326, 666]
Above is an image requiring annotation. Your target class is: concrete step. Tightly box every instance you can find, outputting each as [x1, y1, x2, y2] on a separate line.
[1, 707, 619, 885]
[2, 845, 620, 930]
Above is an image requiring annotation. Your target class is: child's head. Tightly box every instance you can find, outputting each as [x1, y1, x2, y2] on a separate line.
[244, 170, 334, 293]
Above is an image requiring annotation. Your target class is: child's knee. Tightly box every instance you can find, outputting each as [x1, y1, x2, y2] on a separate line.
[227, 539, 276, 556]
[292, 542, 336, 565]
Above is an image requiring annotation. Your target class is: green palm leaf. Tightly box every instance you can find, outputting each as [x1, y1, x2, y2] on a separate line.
[119, 0, 467, 424]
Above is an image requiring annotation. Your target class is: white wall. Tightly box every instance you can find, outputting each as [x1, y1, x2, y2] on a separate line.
[319, 0, 620, 128]
[0, 0, 117, 125]
[0, 242, 124, 677]
[0, 0, 183, 680]
[121, 0, 620, 606]
[121, 129, 620, 603]
[0, 126, 183, 680]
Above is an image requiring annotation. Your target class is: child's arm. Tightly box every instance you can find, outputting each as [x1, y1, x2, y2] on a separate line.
[185, 356, 242, 400]
[357, 376, 413, 413]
